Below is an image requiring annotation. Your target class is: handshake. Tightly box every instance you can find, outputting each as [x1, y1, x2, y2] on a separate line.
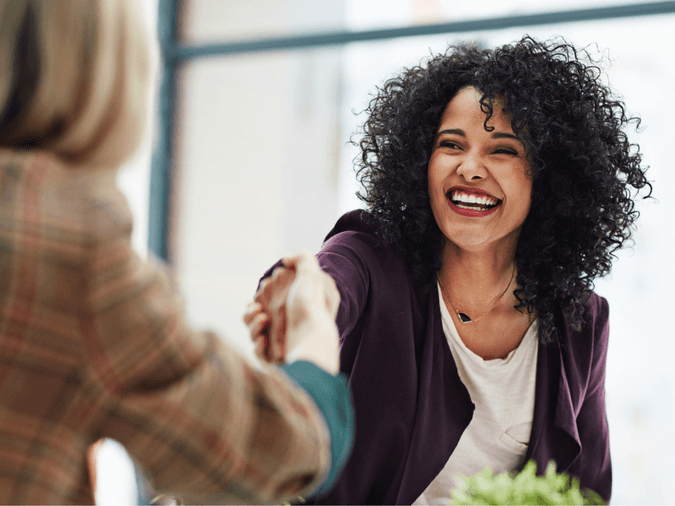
[244, 251, 341, 375]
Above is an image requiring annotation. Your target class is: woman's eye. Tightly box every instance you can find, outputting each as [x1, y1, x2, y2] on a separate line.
[439, 141, 460, 149]
[494, 148, 518, 155]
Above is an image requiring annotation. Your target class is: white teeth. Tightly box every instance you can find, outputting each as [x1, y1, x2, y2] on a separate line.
[450, 191, 499, 207]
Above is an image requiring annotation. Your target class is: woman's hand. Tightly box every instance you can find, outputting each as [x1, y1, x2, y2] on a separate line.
[245, 266, 295, 364]
[244, 251, 340, 373]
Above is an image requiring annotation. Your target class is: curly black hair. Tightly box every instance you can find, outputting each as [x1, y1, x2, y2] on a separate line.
[355, 36, 652, 343]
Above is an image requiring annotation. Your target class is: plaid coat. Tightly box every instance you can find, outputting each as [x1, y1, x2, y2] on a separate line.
[0, 149, 332, 504]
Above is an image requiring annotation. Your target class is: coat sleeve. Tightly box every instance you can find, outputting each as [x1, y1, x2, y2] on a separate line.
[79, 189, 347, 505]
[258, 232, 372, 347]
[571, 295, 612, 502]
[317, 232, 371, 343]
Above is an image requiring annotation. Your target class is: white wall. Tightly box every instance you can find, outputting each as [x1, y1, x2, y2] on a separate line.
[172, 0, 346, 358]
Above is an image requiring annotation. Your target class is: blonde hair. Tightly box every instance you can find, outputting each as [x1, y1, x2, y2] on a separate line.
[0, 0, 154, 168]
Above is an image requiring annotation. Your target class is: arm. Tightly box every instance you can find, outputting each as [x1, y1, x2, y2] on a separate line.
[316, 240, 371, 341]
[245, 251, 357, 498]
[81, 197, 350, 504]
[246, 252, 340, 372]
[252, 233, 372, 349]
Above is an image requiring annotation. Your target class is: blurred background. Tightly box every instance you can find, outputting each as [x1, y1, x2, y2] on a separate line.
[102, 0, 675, 503]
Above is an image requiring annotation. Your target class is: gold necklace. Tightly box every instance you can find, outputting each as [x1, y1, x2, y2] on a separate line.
[437, 263, 516, 324]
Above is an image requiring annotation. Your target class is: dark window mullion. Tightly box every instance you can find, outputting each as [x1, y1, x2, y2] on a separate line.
[148, 0, 180, 260]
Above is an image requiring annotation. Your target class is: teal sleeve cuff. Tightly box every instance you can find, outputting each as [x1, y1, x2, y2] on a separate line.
[281, 361, 354, 497]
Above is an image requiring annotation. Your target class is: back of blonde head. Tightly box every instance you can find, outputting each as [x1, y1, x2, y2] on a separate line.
[0, 0, 154, 168]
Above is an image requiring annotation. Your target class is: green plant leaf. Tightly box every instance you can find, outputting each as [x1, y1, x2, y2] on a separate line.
[450, 461, 606, 505]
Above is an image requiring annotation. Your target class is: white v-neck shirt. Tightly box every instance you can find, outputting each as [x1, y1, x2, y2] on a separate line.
[413, 284, 539, 505]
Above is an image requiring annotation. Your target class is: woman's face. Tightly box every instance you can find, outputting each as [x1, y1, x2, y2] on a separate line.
[428, 86, 532, 255]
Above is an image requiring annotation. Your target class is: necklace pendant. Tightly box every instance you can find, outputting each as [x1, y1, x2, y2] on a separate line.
[458, 312, 472, 323]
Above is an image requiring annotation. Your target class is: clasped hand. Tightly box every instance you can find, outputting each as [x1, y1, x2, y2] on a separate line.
[244, 252, 340, 372]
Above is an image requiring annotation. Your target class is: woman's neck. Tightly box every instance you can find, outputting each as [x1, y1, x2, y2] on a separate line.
[437, 242, 517, 311]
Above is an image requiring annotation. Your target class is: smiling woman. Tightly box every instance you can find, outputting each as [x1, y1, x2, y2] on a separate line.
[249, 35, 652, 505]
[356, 36, 651, 344]
[428, 86, 532, 253]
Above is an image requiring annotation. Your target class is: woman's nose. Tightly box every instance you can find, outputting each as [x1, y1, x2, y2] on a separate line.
[456, 152, 487, 181]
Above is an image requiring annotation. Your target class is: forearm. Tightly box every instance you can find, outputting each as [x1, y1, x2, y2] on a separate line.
[282, 361, 354, 498]
[86, 244, 337, 503]
[286, 312, 340, 375]
[95, 321, 335, 503]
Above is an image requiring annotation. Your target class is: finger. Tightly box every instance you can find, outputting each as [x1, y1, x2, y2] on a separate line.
[268, 306, 287, 363]
[257, 277, 270, 291]
[270, 265, 287, 279]
[248, 312, 270, 341]
[268, 335, 280, 363]
[243, 301, 263, 325]
[282, 250, 320, 272]
[267, 305, 282, 363]
[269, 267, 295, 291]
[256, 267, 294, 309]
[253, 278, 271, 306]
[254, 335, 269, 362]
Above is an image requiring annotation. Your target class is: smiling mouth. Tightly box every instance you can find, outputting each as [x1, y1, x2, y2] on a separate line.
[447, 190, 501, 211]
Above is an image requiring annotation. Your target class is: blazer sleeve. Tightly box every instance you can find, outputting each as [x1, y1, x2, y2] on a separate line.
[571, 295, 612, 502]
[317, 232, 371, 343]
[258, 232, 372, 346]
[79, 189, 348, 505]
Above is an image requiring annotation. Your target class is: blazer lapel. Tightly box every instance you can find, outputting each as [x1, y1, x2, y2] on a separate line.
[526, 330, 581, 474]
[395, 287, 474, 505]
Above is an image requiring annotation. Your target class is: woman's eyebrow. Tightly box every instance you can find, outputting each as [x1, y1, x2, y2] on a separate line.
[436, 129, 518, 140]
[492, 132, 519, 140]
[437, 128, 464, 136]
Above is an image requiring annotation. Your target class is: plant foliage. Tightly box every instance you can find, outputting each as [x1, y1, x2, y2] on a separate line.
[451, 461, 605, 505]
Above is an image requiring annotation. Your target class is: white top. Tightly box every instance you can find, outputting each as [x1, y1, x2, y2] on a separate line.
[413, 283, 539, 505]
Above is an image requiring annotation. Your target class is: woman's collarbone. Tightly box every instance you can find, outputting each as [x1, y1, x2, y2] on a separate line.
[454, 309, 531, 360]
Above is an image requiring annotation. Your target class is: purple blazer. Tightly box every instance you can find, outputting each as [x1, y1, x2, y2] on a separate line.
[266, 210, 611, 505]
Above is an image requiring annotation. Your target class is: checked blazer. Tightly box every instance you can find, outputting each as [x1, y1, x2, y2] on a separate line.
[0, 149, 334, 504]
